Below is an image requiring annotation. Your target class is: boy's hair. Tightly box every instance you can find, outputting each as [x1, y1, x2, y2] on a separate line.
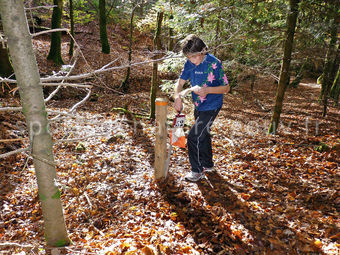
[181, 34, 208, 55]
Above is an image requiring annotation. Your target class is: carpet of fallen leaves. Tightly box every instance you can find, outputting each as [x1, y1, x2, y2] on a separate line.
[0, 21, 339, 255]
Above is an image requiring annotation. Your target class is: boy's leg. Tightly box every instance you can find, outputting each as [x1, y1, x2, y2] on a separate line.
[187, 108, 220, 173]
[200, 132, 213, 168]
[200, 108, 220, 168]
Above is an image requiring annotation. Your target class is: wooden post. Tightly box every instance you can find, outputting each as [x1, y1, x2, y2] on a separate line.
[154, 98, 168, 179]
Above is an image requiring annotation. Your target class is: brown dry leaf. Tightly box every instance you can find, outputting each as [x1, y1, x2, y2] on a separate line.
[181, 246, 192, 253]
[141, 246, 156, 255]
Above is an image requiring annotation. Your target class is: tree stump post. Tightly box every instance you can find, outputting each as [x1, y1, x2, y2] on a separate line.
[154, 98, 168, 179]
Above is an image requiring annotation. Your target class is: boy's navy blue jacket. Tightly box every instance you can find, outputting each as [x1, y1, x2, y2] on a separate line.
[180, 53, 229, 111]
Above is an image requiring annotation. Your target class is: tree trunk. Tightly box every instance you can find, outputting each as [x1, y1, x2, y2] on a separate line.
[139, 0, 144, 16]
[0, 44, 14, 78]
[47, 0, 64, 65]
[121, 3, 137, 92]
[214, 0, 223, 56]
[168, 20, 174, 51]
[99, 0, 110, 54]
[149, 12, 164, 120]
[268, 0, 299, 134]
[321, 11, 338, 116]
[330, 66, 340, 106]
[68, 0, 74, 56]
[0, 0, 70, 247]
[214, 18, 220, 56]
[168, 1, 174, 51]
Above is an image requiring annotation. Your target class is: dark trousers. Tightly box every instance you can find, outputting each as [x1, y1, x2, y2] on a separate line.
[187, 108, 220, 173]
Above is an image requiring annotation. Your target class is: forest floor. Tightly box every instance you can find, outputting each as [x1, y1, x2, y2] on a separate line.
[0, 21, 339, 255]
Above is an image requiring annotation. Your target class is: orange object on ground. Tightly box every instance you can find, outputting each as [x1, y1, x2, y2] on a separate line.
[170, 130, 186, 148]
[170, 114, 186, 148]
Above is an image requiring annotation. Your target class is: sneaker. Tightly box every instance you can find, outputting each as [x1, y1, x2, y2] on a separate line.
[185, 171, 204, 182]
[203, 167, 215, 173]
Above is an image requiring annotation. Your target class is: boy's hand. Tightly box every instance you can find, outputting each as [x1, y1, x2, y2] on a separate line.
[192, 85, 208, 97]
[174, 97, 183, 112]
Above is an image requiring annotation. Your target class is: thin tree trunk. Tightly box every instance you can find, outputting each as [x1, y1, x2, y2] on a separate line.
[0, 44, 14, 78]
[68, 0, 74, 56]
[0, 0, 70, 247]
[121, 3, 137, 92]
[149, 12, 164, 119]
[47, 0, 64, 65]
[214, 0, 222, 56]
[99, 0, 110, 54]
[268, 0, 299, 134]
[139, 0, 144, 16]
[168, 1, 174, 51]
[168, 19, 174, 51]
[289, 57, 308, 88]
[0, 21, 14, 78]
[321, 12, 338, 116]
[330, 66, 340, 106]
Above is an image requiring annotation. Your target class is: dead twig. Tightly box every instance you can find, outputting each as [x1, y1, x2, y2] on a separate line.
[0, 242, 34, 248]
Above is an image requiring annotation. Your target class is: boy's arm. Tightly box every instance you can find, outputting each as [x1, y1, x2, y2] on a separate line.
[193, 84, 230, 97]
[174, 78, 186, 99]
[174, 78, 186, 112]
[206, 85, 230, 94]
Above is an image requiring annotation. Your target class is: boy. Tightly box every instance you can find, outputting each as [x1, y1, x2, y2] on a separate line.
[174, 34, 230, 182]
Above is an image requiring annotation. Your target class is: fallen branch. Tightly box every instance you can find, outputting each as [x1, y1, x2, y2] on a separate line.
[42, 82, 93, 88]
[82, 191, 105, 237]
[69, 88, 91, 113]
[0, 54, 180, 84]
[0, 242, 34, 249]
[56, 133, 108, 143]
[0, 31, 6, 46]
[44, 58, 78, 103]
[0, 106, 22, 112]
[32, 28, 69, 37]
[83, 191, 93, 210]
[0, 106, 91, 114]
[24, 5, 57, 10]
[0, 148, 29, 159]
[50, 87, 92, 119]
[111, 107, 149, 119]
[0, 133, 106, 159]
[48, 110, 85, 118]
[254, 98, 271, 112]
[0, 138, 28, 142]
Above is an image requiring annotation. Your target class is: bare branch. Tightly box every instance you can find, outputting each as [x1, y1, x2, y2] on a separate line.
[26, 0, 36, 34]
[48, 110, 85, 118]
[32, 28, 69, 37]
[56, 133, 108, 143]
[1, 54, 180, 84]
[44, 58, 79, 103]
[100, 57, 121, 70]
[0, 106, 22, 112]
[0, 138, 28, 142]
[42, 54, 179, 82]
[0, 106, 91, 114]
[50, 88, 92, 121]
[0, 148, 29, 159]
[24, 5, 57, 10]
[0, 76, 15, 83]
[1, 28, 70, 43]
[69, 89, 92, 113]
[0, 32, 6, 47]
[42, 83, 93, 88]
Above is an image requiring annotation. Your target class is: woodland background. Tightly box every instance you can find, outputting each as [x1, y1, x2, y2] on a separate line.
[0, 0, 339, 254]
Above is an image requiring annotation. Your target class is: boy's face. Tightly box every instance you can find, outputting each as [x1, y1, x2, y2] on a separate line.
[187, 53, 205, 66]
